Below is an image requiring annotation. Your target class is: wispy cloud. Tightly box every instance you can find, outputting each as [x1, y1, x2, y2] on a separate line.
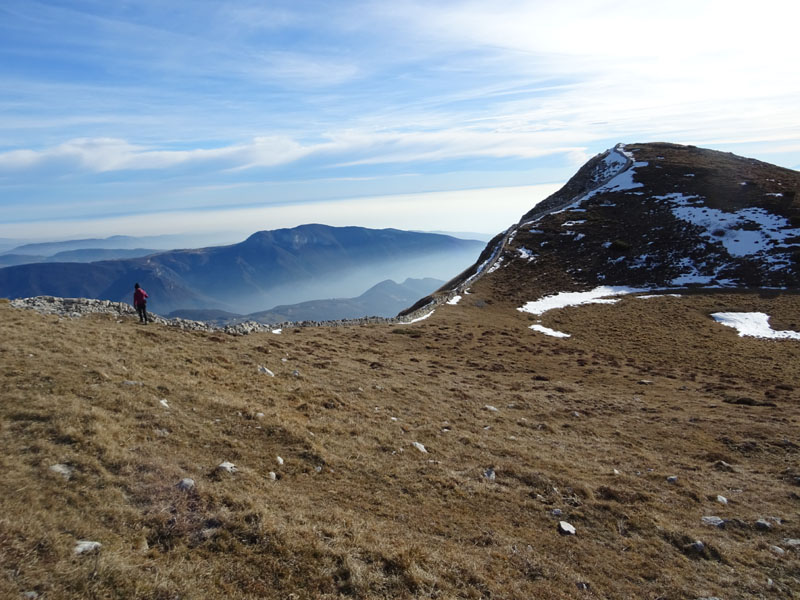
[0, 0, 798, 238]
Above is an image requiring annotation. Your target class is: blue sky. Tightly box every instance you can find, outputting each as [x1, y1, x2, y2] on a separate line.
[1, 0, 798, 241]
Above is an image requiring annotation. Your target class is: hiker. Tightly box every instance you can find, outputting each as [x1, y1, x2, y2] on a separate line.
[133, 283, 150, 324]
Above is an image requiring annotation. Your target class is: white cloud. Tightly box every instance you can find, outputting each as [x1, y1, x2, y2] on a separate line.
[0, 183, 562, 239]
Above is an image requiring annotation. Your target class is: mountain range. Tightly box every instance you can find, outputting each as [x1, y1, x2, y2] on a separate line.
[167, 277, 444, 324]
[0, 225, 483, 314]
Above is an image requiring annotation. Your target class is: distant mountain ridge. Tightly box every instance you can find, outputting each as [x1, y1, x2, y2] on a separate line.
[167, 277, 443, 324]
[0, 225, 483, 314]
[407, 142, 799, 313]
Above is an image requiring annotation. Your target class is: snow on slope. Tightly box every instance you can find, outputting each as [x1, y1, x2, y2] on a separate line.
[712, 312, 800, 339]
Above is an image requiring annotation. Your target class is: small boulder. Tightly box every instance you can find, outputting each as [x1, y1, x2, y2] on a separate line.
[74, 540, 101, 555]
[702, 516, 726, 528]
[49, 463, 74, 480]
[217, 461, 237, 473]
[258, 366, 275, 377]
[412, 442, 428, 454]
[716, 495, 728, 505]
[558, 521, 576, 535]
[755, 519, 772, 531]
[666, 475, 678, 484]
[177, 478, 195, 491]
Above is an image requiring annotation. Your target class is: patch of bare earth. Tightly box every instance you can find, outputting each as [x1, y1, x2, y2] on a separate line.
[1, 290, 798, 599]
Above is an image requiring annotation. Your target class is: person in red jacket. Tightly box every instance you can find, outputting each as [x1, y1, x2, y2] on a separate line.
[133, 283, 150, 324]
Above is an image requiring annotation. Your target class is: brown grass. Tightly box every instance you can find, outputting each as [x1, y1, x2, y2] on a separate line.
[1, 289, 799, 598]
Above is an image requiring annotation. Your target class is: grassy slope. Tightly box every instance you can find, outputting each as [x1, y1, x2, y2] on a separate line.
[1, 287, 799, 599]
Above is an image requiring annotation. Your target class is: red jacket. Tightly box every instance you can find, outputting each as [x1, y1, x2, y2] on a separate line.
[133, 288, 148, 307]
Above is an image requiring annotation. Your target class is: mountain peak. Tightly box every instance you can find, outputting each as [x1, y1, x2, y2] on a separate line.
[425, 143, 799, 310]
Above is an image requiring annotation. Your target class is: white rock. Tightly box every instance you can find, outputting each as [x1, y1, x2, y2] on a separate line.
[483, 468, 496, 481]
[412, 442, 428, 454]
[755, 519, 772, 531]
[702, 516, 725, 528]
[218, 461, 237, 473]
[159, 399, 169, 409]
[784, 538, 800, 547]
[558, 521, 576, 535]
[255, 412, 265, 419]
[717, 495, 728, 505]
[276, 456, 284, 466]
[49, 463, 74, 479]
[258, 365, 275, 377]
[177, 478, 195, 491]
[484, 405, 499, 412]
[613, 469, 621, 475]
[268, 471, 277, 481]
[769, 545, 785, 555]
[666, 475, 678, 483]
[74, 540, 101, 554]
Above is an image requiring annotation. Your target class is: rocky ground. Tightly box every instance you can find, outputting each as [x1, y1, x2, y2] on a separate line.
[2, 283, 799, 599]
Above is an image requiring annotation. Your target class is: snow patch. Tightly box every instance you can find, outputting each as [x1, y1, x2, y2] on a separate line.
[530, 324, 571, 338]
[518, 286, 649, 317]
[403, 310, 435, 324]
[711, 312, 800, 340]
[446, 295, 462, 306]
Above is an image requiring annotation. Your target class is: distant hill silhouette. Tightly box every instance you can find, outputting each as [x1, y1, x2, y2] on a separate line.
[0, 225, 483, 314]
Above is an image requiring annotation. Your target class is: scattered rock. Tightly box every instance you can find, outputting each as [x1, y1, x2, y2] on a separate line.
[483, 467, 496, 481]
[258, 366, 275, 377]
[637, 380, 654, 385]
[74, 540, 101, 555]
[551, 509, 563, 517]
[769, 546, 785, 555]
[217, 461, 237, 473]
[716, 495, 728, 505]
[255, 412, 265, 419]
[484, 405, 499, 412]
[667, 475, 678, 484]
[49, 463, 74, 479]
[702, 516, 726, 528]
[268, 471, 277, 481]
[159, 398, 169, 409]
[571, 411, 581, 418]
[613, 469, 621, 475]
[412, 442, 428, 454]
[558, 521, 576, 536]
[783, 538, 800, 547]
[276, 456, 284, 466]
[685, 540, 705, 555]
[713, 460, 735, 472]
[576, 582, 590, 590]
[177, 478, 195, 491]
[755, 519, 772, 531]
[292, 369, 300, 377]
[22, 592, 39, 599]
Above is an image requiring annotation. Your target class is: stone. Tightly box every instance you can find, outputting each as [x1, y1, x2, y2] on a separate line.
[217, 461, 237, 473]
[551, 509, 563, 517]
[558, 521, 576, 535]
[74, 540, 101, 555]
[783, 538, 800, 547]
[276, 456, 284, 466]
[258, 366, 275, 377]
[292, 369, 300, 377]
[268, 471, 277, 481]
[702, 516, 725, 528]
[484, 405, 499, 412]
[483, 468, 496, 481]
[177, 478, 195, 491]
[769, 545, 785, 555]
[755, 519, 772, 531]
[49, 463, 74, 479]
[159, 399, 169, 409]
[685, 540, 705, 555]
[412, 442, 428, 453]
[667, 475, 678, 484]
[713, 460, 735, 472]
[22, 592, 39, 599]
[716, 495, 728, 505]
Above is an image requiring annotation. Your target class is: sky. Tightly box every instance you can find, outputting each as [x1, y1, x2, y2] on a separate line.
[1, 0, 799, 243]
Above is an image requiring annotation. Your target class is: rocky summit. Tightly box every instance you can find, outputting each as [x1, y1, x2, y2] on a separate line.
[2, 143, 799, 600]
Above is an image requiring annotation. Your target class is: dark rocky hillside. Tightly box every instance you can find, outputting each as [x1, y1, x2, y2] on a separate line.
[411, 143, 799, 313]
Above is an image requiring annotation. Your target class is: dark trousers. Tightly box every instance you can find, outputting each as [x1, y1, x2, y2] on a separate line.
[136, 302, 149, 323]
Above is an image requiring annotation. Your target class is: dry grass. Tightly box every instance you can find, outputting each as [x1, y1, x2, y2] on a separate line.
[1, 290, 799, 599]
